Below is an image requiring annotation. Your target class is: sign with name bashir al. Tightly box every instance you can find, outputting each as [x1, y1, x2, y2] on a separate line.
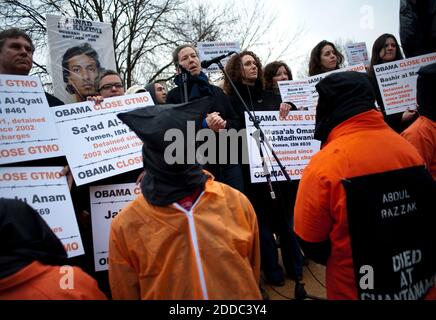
[374, 52, 436, 115]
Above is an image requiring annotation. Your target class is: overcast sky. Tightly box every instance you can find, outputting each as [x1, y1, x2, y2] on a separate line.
[256, 0, 400, 77]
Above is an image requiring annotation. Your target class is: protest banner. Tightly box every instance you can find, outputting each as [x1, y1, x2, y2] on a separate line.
[197, 41, 240, 73]
[277, 80, 313, 110]
[0, 166, 84, 257]
[307, 63, 366, 108]
[0, 75, 63, 165]
[374, 52, 436, 115]
[244, 111, 320, 182]
[46, 14, 117, 104]
[346, 42, 370, 67]
[90, 183, 139, 271]
[52, 92, 153, 186]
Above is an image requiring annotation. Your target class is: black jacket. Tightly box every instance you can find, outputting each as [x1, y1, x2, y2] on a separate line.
[228, 83, 284, 129]
[166, 84, 241, 130]
[400, 0, 436, 58]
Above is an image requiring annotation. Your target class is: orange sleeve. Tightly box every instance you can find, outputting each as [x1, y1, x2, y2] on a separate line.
[108, 220, 141, 300]
[72, 267, 108, 300]
[294, 163, 332, 243]
[401, 127, 433, 171]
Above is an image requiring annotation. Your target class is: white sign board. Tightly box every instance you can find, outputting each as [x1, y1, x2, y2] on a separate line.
[0, 75, 63, 165]
[244, 111, 320, 182]
[277, 80, 313, 110]
[374, 53, 436, 115]
[46, 14, 117, 104]
[90, 183, 140, 271]
[197, 41, 240, 73]
[52, 92, 153, 186]
[0, 166, 84, 258]
[346, 42, 370, 67]
[307, 63, 366, 109]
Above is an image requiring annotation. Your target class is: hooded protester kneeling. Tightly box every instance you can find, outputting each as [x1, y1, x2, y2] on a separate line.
[109, 97, 262, 300]
[0, 198, 107, 300]
[294, 71, 436, 300]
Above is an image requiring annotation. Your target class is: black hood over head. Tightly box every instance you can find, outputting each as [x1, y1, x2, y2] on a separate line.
[117, 97, 213, 206]
[0, 198, 68, 278]
[314, 71, 376, 144]
[417, 63, 436, 121]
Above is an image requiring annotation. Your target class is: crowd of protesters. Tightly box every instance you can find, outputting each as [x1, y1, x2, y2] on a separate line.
[0, 1, 435, 300]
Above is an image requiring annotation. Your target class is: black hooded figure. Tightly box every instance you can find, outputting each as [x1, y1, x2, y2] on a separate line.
[117, 97, 214, 206]
[416, 63, 436, 122]
[314, 71, 377, 145]
[298, 71, 378, 264]
[0, 198, 68, 278]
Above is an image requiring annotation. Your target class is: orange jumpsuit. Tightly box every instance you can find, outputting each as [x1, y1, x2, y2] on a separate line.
[401, 116, 436, 180]
[294, 110, 436, 300]
[0, 261, 107, 300]
[109, 175, 261, 300]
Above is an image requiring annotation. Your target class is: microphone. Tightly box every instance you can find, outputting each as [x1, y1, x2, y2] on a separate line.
[201, 51, 237, 69]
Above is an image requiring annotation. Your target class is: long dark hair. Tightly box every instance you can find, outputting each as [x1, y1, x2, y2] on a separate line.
[308, 40, 344, 76]
[223, 50, 264, 95]
[263, 61, 293, 91]
[368, 34, 403, 77]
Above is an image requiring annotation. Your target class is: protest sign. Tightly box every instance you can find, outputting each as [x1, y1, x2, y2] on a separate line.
[0, 75, 63, 165]
[52, 92, 153, 186]
[0, 166, 84, 257]
[90, 183, 140, 271]
[197, 41, 240, 72]
[244, 111, 320, 182]
[346, 42, 370, 67]
[374, 52, 436, 115]
[46, 14, 117, 104]
[277, 80, 313, 110]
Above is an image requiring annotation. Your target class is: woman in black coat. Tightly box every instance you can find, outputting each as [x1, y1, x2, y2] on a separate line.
[223, 52, 300, 286]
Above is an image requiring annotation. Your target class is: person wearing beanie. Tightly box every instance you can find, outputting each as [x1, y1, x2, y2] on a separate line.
[294, 71, 435, 300]
[401, 63, 436, 179]
[108, 98, 261, 300]
[125, 84, 146, 95]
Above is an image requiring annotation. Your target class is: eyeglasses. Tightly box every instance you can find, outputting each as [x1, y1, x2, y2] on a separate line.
[99, 83, 123, 91]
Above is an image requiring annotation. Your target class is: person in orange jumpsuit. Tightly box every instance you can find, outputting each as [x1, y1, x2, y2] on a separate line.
[0, 198, 107, 300]
[401, 63, 436, 180]
[109, 98, 262, 300]
[294, 71, 435, 300]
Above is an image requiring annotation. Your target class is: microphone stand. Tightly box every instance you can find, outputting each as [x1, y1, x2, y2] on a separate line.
[216, 61, 292, 186]
[179, 65, 189, 103]
[216, 60, 324, 301]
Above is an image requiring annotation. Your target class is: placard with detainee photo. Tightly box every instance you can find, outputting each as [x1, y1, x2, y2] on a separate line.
[46, 14, 117, 104]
